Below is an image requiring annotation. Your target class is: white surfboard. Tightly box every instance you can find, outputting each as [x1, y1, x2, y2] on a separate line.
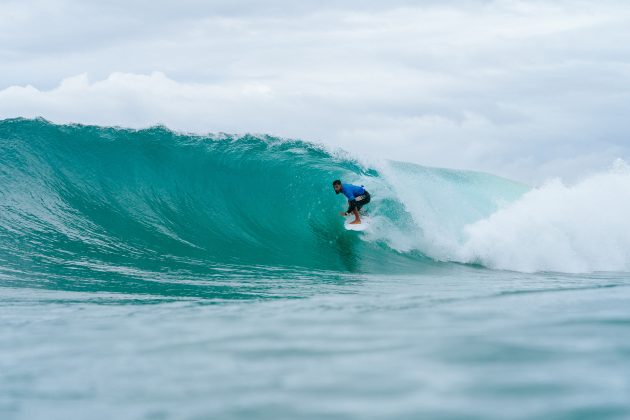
[344, 216, 370, 231]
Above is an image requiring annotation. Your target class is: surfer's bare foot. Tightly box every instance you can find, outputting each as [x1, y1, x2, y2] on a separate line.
[350, 219, 361, 224]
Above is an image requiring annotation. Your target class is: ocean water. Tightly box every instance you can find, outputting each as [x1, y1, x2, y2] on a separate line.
[1, 118, 630, 419]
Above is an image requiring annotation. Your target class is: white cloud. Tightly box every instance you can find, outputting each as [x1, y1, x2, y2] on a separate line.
[1, 0, 630, 183]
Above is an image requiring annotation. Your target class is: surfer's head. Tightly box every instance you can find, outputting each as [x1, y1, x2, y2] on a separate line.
[332, 180, 342, 194]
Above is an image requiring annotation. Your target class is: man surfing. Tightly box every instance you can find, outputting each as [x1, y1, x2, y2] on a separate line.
[332, 180, 371, 224]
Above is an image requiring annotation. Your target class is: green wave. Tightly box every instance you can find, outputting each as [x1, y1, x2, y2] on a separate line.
[0, 118, 529, 293]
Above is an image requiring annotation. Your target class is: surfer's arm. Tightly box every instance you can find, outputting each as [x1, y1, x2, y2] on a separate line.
[342, 187, 356, 202]
[345, 199, 357, 214]
[339, 200, 353, 216]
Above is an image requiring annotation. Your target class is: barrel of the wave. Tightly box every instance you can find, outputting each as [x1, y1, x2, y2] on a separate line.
[0, 118, 400, 280]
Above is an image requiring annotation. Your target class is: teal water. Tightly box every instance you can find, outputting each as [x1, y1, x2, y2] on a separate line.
[1, 119, 630, 419]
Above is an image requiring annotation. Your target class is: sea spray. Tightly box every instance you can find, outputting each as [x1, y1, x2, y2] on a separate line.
[458, 160, 630, 272]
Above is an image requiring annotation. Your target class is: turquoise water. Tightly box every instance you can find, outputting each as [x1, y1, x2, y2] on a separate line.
[1, 118, 630, 419]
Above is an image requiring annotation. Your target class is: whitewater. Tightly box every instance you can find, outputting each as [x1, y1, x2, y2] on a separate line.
[2, 118, 630, 419]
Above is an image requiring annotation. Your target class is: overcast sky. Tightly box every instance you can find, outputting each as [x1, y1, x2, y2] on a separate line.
[1, 0, 630, 183]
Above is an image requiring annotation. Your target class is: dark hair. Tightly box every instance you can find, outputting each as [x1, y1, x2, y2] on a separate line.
[332, 180, 341, 186]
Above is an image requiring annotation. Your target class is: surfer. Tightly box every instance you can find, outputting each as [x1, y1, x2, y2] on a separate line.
[332, 180, 371, 224]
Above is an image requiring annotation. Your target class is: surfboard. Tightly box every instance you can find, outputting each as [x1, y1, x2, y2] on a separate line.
[344, 216, 370, 231]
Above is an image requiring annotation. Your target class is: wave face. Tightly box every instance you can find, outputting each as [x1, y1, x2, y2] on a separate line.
[1, 118, 629, 284]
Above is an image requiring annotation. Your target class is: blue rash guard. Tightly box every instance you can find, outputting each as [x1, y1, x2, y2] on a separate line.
[340, 183, 371, 214]
[341, 183, 366, 201]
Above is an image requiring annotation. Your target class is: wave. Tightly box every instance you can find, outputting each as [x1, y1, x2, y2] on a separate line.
[0, 118, 628, 283]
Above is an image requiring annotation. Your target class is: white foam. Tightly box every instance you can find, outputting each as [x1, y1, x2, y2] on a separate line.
[457, 160, 630, 273]
[366, 159, 630, 273]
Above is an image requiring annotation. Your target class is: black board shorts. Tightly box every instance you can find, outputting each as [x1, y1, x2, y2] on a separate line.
[348, 191, 371, 213]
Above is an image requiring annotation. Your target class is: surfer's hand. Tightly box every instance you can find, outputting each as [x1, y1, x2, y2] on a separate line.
[339, 211, 347, 216]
